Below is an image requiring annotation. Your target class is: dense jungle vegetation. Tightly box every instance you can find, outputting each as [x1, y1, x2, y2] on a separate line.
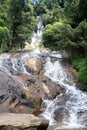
[0, 0, 87, 86]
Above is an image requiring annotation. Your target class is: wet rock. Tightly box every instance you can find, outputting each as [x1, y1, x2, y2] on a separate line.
[77, 110, 87, 126]
[56, 93, 70, 106]
[0, 113, 49, 130]
[25, 57, 43, 75]
[23, 75, 65, 100]
[54, 93, 70, 123]
[61, 60, 77, 82]
[54, 106, 69, 122]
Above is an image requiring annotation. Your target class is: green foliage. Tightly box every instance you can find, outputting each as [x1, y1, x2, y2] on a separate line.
[64, 0, 79, 27]
[36, 0, 79, 27]
[43, 20, 87, 55]
[35, 2, 47, 16]
[69, 54, 86, 70]
[0, 26, 10, 52]
[0, 0, 37, 52]
[69, 53, 87, 85]
[35, 0, 65, 26]
[19, 3, 36, 43]
[0, 0, 11, 52]
[78, 66, 87, 85]
[43, 21, 72, 50]
[0, 19, 6, 27]
[10, 0, 36, 48]
[0, 1, 10, 29]
[52, 7, 64, 22]
[71, 20, 87, 54]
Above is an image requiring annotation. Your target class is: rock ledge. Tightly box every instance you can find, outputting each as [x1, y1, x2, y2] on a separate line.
[0, 113, 49, 130]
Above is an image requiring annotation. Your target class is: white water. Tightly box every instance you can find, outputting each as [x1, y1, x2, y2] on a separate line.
[31, 20, 43, 48]
[42, 56, 87, 129]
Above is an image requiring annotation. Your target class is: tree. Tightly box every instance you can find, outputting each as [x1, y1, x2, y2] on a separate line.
[17, 3, 36, 48]
[72, 20, 87, 54]
[78, 0, 87, 21]
[42, 22, 72, 50]
[0, 27, 10, 52]
[10, 0, 36, 49]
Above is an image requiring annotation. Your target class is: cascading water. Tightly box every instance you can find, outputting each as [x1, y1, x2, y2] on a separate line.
[31, 20, 43, 48]
[42, 55, 87, 129]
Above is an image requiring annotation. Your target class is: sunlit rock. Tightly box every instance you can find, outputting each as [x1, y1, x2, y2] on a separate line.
[24, 42, 34, 50]
[25, 57, 43, 75]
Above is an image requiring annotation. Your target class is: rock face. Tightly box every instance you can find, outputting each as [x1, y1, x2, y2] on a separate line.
[0, 113, 49, 130]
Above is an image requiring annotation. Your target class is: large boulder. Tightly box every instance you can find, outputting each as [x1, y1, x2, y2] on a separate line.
[25, 57, 43, 75]
[0, 113, 49, 130]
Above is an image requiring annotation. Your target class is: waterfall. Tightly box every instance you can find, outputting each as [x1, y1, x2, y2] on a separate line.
[0, 18, 87, 130]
